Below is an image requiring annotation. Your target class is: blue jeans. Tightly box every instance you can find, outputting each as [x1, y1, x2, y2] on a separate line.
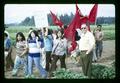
[28, 53, 47, 77]
[96, 41, 103, 58]
[12, 55, 28, 76]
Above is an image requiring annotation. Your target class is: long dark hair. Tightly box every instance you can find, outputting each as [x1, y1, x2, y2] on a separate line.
[28, 30, 40, 40]
[16, 32, 25, 42]
[56, 29, 64, 39]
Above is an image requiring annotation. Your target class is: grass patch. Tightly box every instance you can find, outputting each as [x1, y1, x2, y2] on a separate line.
[6, 25, 115, 40]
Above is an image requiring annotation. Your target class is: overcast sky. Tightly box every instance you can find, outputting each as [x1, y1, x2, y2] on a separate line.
[4, 4, 115, 24]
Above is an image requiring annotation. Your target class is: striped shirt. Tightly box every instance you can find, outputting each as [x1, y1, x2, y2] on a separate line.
[28, 38, 41, 54]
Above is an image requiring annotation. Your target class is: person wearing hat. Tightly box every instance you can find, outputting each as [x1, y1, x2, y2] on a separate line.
[78, 24, 95, 78]
[4, 32, 12, 70]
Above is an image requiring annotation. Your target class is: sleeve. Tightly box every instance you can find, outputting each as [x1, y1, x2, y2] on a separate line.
[51, 40, 58, 53]
[23, 41, 27, 48]
[64, 39, 68, 49]
[6, 39, 11, 49]
[89, 32, 95, 48]
[64, 39, 68, 55]
[48, 35, 53, 40]
[48, 35, 53, 47]
[26, 39, 29, 48]
[36, 38, 41, 48]
[101, 32, 104, 39]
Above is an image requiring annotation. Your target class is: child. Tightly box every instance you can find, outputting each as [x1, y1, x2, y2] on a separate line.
[27, 30, 47, 78]
[12, 32, 28, 77]
[50, 29, 67, 76]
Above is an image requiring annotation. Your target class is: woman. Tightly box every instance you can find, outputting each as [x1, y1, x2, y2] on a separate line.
[50, 29, 67, 76]
[12, 32, 28, 77]
[27, 30, 47, 78]
[42, 27, 53, 72]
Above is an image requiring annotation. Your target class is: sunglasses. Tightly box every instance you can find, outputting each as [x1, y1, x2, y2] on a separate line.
[81, 27, 86, 29]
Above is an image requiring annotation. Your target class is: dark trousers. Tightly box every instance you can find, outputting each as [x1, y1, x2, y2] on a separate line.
[45, 51, 52, 72]
[5, 47, 14, 71]
[50, 54, 66, 73]
[80, 51, 93, 78]
[96, 41, 103, 58]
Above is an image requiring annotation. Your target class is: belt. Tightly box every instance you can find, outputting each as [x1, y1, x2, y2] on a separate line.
[80, 50, 87, 52]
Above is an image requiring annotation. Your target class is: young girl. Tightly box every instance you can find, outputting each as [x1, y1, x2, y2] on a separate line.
[12, 32, 28, 77]
[50, 29, 67, 76]
[27, 30, 47, 78]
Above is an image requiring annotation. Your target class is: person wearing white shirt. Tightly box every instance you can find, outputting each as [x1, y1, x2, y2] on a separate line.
[78, 24, 95, 78]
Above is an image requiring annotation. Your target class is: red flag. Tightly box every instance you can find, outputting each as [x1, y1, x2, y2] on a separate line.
[64, 4, 83, 52]
[79, 16, 88, 29]
[76, 4, 84, 17]
[79, 16, 91, 31]
[50, 11, 63, 28]
[64, 8, 79, 40]
[86, 20, 91, 31]
[88, 4, 98, 23]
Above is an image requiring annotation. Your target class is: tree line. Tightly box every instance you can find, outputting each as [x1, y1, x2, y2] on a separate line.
[5, 13, 115, 27]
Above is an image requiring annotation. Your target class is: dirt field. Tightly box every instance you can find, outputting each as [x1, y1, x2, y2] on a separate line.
[4, 40, 115, 79]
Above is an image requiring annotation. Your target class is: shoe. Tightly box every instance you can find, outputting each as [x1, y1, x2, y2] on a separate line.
[25, 75, 30, 78]
[94, 60, 97, 62]
[12, 70, 17, 76]
[48, 72, 54, 77]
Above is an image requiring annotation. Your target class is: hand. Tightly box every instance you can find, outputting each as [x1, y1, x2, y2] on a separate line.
[36, 37, 39, 42]
[51, 52, 54, 55]
[51, 54, 54, 59]
[86, 51, 89, 55]
[18, 54, 22, 57]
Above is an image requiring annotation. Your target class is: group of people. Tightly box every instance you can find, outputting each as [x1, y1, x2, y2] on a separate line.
[4, 23, 103, 78]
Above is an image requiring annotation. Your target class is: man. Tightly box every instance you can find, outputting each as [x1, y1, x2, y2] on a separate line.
[4, 32, 12, 70]
[94, 25, 104, 59]
[78, 24, 95, 78]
